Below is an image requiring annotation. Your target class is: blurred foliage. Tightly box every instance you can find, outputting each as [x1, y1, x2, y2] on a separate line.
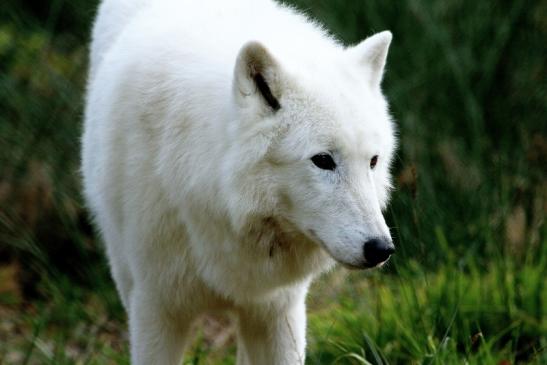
[0, 0, 545, 364]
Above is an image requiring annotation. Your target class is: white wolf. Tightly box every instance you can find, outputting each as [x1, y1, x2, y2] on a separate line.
[82, 0, 397, 363]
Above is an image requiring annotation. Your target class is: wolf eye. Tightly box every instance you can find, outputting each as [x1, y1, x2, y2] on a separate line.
[311, 153, 336, 171]
[370, 155, 379, 169]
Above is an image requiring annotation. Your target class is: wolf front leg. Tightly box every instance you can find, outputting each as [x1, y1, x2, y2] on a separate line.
[128, 289, 193, 365]
[236, 295, 307, 365]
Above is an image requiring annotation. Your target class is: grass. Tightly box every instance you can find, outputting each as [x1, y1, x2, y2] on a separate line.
[0, 0, 545, 364]
[1, 255, 545, 364]
[307, 258, 546, 364]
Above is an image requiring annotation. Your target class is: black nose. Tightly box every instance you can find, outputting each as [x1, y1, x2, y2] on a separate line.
[363, 238, 395, 266]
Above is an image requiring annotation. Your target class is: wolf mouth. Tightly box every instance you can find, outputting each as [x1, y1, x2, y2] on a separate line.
[306, 228, 379, 270]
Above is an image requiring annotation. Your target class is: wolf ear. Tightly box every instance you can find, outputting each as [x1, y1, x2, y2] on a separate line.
[349, 31, 392, 88]
[233, 41, 282, 112]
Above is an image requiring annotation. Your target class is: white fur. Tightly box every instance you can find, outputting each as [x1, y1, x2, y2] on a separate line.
[82, 0, 396, 363]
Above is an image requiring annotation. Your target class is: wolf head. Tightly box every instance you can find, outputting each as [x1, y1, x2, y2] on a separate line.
[227, 31, 396, 269]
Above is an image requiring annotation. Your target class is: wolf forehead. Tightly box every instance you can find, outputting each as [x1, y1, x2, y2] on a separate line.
[272, 78, 394, 159]
[233, 31, 395, 160]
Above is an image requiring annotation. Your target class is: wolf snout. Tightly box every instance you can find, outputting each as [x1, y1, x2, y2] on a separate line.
[363, 238, 395, 267]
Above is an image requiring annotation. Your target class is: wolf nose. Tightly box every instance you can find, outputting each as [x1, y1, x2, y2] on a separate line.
[363, 238, 395, 266]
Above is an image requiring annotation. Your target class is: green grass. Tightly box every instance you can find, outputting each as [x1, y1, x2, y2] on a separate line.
[1, 255, 545, 364]
[0, 0, 545, 364]
[307, 258, 546, 364]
